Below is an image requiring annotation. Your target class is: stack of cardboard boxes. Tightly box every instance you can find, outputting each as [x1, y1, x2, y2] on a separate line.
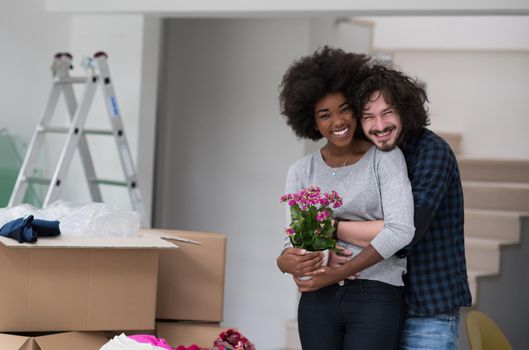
[0, 228, 228, 349]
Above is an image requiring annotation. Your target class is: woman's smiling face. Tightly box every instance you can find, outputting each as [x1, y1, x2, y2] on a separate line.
[314, 92, 356, 150]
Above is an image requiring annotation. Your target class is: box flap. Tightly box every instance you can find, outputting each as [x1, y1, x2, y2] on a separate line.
[0, 235, 177, 249]
[139, 229, 201, 245]
[34, 332, 108, 350]
[0, 334, 32, 350]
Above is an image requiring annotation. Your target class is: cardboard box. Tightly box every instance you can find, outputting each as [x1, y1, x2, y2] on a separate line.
[0, 235, 177, 332]
[0, 331, 108, 350]
[151, 229, 227, 322]
[156, 321, 229, 348]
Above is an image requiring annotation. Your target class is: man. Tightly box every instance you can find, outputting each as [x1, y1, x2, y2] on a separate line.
[277, 64, 471, 349]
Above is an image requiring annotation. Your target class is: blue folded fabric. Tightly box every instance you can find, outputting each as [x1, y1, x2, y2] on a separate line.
[0, 215, 60, 243]
[32, 218, 61, 237]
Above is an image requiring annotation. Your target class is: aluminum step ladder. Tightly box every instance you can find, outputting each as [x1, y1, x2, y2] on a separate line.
[9, 52, 148, 227]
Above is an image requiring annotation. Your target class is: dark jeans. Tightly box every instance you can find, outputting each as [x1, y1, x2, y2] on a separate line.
[298, 279, 404, 350]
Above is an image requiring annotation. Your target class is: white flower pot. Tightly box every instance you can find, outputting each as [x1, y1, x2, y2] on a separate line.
[298, 249, 329, 281]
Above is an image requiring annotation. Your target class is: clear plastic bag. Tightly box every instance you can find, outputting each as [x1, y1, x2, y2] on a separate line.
[0, 200, 140, 237]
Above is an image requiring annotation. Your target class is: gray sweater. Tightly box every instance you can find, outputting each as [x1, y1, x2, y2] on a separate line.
[284, 145, 414, 286]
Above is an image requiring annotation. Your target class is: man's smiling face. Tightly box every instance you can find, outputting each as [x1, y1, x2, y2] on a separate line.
[360, 90, 402, 151]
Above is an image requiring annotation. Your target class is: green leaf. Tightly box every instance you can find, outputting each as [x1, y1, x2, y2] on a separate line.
[290, 205, 302, 221]
[291, 221, 302, 232]
[312, 236, 334, 251]
[290, 235, 301, 247]
[322, 223, 334, 238]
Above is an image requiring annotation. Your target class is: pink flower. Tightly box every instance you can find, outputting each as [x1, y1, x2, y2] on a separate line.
[316, 209, 331, 221]
[215, 329, 256, 350]
[280, 194, 293, 203]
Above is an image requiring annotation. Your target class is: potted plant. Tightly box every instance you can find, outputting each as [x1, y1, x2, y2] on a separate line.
[280, 186, 342, 280]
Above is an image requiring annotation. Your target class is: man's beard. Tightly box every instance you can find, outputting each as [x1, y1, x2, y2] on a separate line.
[369, 126, 398, 151]
[377, 140, 396, 151]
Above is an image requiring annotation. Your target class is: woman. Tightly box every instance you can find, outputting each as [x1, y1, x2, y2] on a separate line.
[276, 47, 415, 349]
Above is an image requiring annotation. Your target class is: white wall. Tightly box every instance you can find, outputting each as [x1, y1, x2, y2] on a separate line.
[0, 0, 70, 139]
[367, 16, 529, 50]
[137, 17, 162, 223]
[0, 0, 71, 204]
[154, 18, 311, 349]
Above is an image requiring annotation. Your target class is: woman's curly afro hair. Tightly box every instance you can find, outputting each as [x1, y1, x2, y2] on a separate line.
[279, 46, 369, 141]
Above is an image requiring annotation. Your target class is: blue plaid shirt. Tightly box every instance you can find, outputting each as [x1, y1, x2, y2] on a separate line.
[399, 129, 472, 316]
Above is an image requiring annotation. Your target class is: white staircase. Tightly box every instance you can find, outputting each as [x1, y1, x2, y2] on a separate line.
[284, 132, 529, 350]
[459, 157, 529, 303]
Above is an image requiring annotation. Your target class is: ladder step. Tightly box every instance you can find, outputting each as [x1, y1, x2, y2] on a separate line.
[39, 127, 113, 135]
[25, 176, 52, 185]
[90, 178, 128, 187]
[55, 77, 89, 84]
[26, 176, 129, 188]
[83, 129, 114, 136]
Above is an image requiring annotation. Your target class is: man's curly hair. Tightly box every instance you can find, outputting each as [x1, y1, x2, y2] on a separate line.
[352, 64, 430, 140]
[279, 46, 370, 140]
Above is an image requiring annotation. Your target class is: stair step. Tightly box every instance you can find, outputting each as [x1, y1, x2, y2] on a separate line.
[465, 237, 501, 273]
[458, 158, 529, 183]
[463, 181, 529, 212]
[437, 131, 462, 155]
[465, 209, 522, 243]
